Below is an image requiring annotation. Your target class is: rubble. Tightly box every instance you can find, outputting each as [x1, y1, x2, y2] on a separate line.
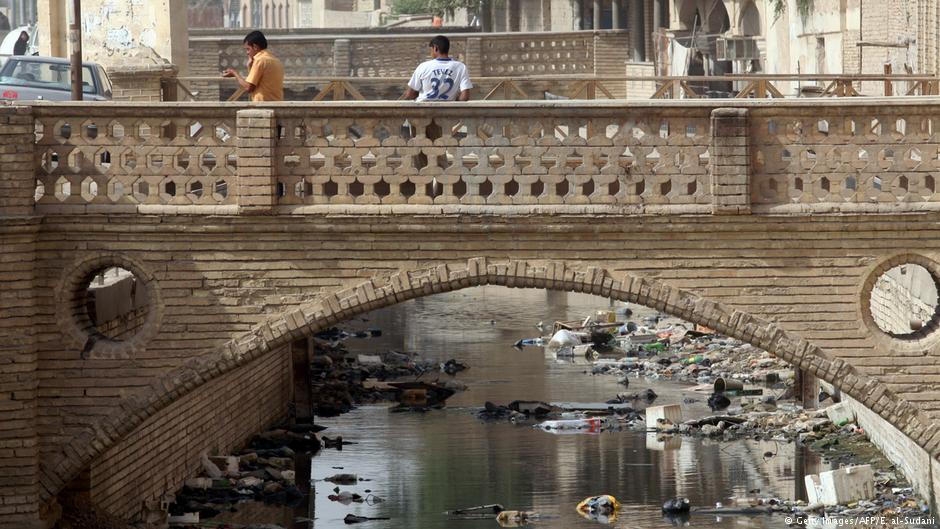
[650, 402, 930, 523]
[167, 424, 320, 528]
[309, 338, 466, 416]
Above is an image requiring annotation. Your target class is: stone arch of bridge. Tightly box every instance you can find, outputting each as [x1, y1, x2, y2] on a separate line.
[39, 258, 940, 504]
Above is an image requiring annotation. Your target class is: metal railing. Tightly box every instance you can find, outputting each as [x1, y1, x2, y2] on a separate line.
[176, 74, 940, 102]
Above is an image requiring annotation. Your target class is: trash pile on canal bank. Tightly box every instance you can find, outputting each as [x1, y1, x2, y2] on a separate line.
[309, 336, 467, 416]
[478, 398, 648, 432]
[166, 425, 321, 528]
[647, 400, 932, 523]
[519, 307, 794, 391]
[503, 304, 932, 523]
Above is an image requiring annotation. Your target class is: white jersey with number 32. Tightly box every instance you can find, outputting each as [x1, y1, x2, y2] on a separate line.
[408, 58, 473, 102]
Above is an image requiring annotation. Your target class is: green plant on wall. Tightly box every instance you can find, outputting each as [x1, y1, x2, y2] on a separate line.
[770, 0, 812, 22]
[392, 0, 431, 15]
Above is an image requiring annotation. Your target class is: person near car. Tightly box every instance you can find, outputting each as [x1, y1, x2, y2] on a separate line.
[404, 35, 472, 102]
[13, 31, 28, 56]
[0, 11, 10, 31]
[221, 30, 284, 102]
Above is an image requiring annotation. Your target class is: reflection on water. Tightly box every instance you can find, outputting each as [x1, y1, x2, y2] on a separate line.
[299, 286, 820, 529]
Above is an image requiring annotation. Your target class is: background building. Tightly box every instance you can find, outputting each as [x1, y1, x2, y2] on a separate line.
[0, 0, 36, 27]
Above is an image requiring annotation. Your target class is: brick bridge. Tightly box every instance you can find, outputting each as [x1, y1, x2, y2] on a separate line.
[3, 99, 940, 527]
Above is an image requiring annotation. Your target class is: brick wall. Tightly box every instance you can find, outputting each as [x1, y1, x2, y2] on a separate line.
[93, 307, 149, 342]
[625, 61, 655, 97]
[592, 30, 631, 96]
[0, 220, 40, 529]
[188, 39, 222, 101]
[0, 105, 41, 529]
[858, 0, 918, 92]
[85, 344, 291, 518]
[108, 65, 179, 102]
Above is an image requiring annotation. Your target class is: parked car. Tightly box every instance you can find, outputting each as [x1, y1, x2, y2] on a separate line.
[0, 55, 112, 101]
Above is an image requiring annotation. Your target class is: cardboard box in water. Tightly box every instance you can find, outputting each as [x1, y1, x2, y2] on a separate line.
[804, 465, 874, 506]
[825, 402, 856, 427]
[645, 432, 682, 451]
[645, 404, 682, 430]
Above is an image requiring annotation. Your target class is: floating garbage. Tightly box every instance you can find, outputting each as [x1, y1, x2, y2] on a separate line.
[713, 377, 744, 393]
[167, 512, 199, 525]
[388, 381, 457, 409]
[446, 503, 505, 517]
[707, 392, 731, 411]
[509, 400, 558, 416]
[324, 473, 359, 485]
[514, 338, 544, 348]
[645, 404, 682, 431]
[547, 329, 582, 349]
[537, 417, 610, 433]
[344, 514, 390, 524]
[576, 495, 620, 523]
[662, 497, 691, 514]
[496, 510, 539, 527]
[440, 359, 468, 375]
[329, 491, 365, 504]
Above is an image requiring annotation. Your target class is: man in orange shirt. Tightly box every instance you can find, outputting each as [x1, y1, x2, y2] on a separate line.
[222, 31, 284, 102]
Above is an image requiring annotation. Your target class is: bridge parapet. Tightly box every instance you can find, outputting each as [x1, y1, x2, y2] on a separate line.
[750, 103, 940, 212]
[12, 99, 940, 217]
[272, 103, 712, 211]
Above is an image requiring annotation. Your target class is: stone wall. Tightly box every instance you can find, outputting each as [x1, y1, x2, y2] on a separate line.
[844, 395, 938, 512]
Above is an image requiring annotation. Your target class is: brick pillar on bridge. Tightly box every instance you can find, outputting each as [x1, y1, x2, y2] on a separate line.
[709, 108, 751, 215]
[236, 109, 278, 214]
[0, 106, 42, 528]
[465, 37, 483, 79]
[333, 39, 351, 77]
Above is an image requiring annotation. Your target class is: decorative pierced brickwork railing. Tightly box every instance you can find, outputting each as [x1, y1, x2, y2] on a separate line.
[750, 102, 940, 212]
[31, 106, 239, 213]
[272, 104, 712, 208]
[13, 99, 940, 217]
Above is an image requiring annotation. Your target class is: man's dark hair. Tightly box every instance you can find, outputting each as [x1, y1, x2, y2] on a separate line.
[429, 35, 450, 54]
[244, 30, 268, 49]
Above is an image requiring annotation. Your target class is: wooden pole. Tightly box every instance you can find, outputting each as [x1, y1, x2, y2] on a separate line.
[69, 0, 83, 101]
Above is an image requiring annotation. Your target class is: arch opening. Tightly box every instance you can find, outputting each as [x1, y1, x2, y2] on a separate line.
[869, 263, 940, 337]
[41, 260, 937, 511]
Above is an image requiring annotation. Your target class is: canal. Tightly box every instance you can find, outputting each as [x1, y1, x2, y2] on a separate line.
[210, 286, 824, 528]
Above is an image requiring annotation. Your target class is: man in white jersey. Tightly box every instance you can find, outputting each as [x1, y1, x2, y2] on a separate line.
[405, 35, 472, 102]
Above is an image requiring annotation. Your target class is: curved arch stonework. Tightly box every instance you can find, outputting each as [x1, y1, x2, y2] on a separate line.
[38, 258, 940, 502]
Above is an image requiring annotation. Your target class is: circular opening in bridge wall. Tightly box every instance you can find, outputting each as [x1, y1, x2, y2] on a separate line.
[869, 264, 940, 337]
[57, 255, 162, 358]
[80, 267, 151, 341]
